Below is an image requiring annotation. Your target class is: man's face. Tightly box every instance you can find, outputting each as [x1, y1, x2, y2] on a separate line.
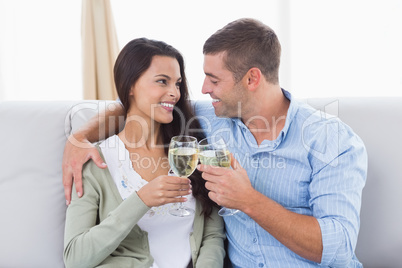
[202, 52, 247, 118]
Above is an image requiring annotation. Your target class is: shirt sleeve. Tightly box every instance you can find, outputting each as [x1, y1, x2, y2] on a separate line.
[63, 161, 150, 268]
[308, 123, 367, 267]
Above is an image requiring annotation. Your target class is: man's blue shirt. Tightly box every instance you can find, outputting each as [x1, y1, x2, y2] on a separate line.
[193, 90, 367, 267]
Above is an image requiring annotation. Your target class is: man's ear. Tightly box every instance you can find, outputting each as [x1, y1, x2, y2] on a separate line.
[243, 67, 262, 91]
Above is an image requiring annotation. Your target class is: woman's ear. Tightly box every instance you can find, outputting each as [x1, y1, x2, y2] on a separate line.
[129, 85, 135, 96]
[243, 67, 262, 91]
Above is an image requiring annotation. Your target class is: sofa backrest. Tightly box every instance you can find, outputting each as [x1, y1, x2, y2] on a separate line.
[304, 97, 402, 267]
[0, 100, 110, 268]
[0, 98, 401, 267]
[0, 101, 75, 267]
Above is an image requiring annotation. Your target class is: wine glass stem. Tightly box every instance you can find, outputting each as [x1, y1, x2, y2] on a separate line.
[178, 179, 185, 210]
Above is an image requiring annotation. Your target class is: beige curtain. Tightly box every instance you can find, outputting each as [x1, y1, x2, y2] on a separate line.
[81, 0, 119, 100]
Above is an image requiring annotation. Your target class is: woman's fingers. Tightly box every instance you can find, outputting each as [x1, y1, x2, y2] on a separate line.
[156, 176, 191, 191]
[137, 175, 193, 207]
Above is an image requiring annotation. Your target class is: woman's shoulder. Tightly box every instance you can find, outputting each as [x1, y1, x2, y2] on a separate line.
[81, 144, 112, 188]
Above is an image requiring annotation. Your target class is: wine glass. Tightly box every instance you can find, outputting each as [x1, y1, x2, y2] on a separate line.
[198, 137, 240, 216]
[168, 135, 199, 217]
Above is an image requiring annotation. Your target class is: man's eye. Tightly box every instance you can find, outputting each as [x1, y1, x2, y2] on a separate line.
[211, 80, 218, 85]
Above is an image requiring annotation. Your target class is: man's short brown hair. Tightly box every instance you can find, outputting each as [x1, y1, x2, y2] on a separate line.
[203, 18, 281, 84]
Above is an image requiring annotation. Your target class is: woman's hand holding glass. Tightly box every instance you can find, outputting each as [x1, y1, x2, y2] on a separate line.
[136, 175, 191, 208]
[198, 137, 240, 216]
[168, 135, 199, 217]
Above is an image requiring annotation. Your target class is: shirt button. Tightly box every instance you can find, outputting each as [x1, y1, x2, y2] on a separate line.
[253, 238, 257, 243]
[259, 263, 264, 267]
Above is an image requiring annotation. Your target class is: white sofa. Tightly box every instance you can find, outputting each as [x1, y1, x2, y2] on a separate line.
[0, 98, 401, 268]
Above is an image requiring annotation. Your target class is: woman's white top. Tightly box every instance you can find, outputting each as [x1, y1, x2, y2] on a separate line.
[100, 135, 196, 268]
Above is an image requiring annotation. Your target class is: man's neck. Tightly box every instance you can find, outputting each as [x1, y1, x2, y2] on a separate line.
[242, 86, 290, 144]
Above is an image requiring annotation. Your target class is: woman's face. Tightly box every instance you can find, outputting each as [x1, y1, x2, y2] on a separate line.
[128, 55, 181, 124]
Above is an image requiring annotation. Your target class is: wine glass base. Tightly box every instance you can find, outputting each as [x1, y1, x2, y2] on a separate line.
[169, 207, 195, 217]
[218, 208, 240, 217]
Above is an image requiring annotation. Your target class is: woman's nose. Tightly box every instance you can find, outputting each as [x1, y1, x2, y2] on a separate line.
[168, 84, 180, 99]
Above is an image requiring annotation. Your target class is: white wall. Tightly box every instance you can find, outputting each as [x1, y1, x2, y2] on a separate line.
[288, 0, 402, 98]
[0, 0, 401, 100]
[0, 0, 82, 101]
[112, 0, 402, 99]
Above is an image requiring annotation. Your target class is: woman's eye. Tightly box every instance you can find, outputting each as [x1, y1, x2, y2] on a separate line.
[175, 82, 181, 88]
[156, 79, 166, 84]
[157, 79, 167, 85]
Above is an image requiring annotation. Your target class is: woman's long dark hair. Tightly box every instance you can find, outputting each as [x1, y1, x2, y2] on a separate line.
[113, 38, 217, 218]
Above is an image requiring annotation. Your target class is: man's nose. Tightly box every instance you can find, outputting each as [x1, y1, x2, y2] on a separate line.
[201, 78, 212, 95]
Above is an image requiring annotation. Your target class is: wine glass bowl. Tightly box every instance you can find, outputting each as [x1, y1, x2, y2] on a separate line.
[198, 138, 231, 168]
[168, 135, 198, 217]
[198, 137, 240, 217]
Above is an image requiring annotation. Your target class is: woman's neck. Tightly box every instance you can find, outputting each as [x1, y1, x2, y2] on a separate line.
[118, 114, 162, 151]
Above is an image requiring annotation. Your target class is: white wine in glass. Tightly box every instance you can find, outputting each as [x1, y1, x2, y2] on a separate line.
[168, 135, 198, 217]
[198, 137, 240, 216]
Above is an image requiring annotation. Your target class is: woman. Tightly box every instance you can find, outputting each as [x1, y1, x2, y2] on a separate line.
[63, 38, 225, 268]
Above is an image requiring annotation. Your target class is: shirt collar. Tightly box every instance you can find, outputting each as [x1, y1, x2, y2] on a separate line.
[280, 88, 298, 140]
[231, 88, 298, 150]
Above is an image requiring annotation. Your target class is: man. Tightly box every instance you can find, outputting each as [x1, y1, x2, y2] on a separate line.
[63, 18, 367, 267]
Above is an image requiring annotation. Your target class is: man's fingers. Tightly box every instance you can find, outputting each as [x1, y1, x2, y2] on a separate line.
[62, 160, 73, 205]
[197, 164, 227, 176]
[63, 171, 73, 205]
[230, 153, 241, 170]
[89, 149, 107, 169]
[62, 135, 100, 205]
[70, 148, 105, 199]
[73, 170, 83, 198]
[197, 164, 211, 173]
[204, 180, 215, 191]
[208, 190, 219, 204]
